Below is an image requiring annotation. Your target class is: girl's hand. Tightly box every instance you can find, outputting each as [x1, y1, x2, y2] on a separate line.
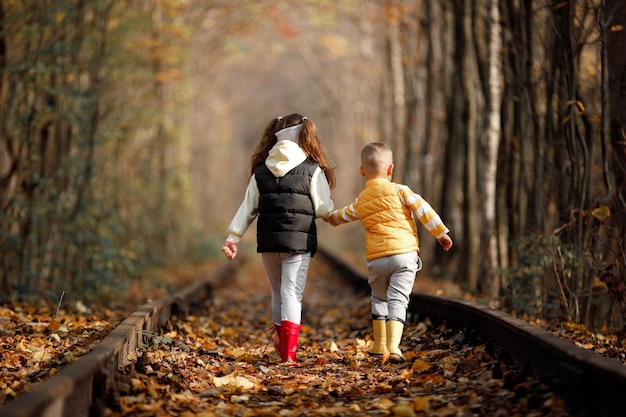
[221, 240, 238, 260]
[438, 235, 453, 251]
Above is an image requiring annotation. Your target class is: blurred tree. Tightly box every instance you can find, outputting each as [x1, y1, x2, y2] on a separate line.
[601, 0, 626, 328]
[372, 0, 623, 329]
[484, 0, 503, 297]
[0, 0, 116, 300]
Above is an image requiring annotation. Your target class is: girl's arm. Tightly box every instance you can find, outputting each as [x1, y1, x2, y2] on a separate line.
[221, 176, 260, 259]
[311, 167, 335, 219]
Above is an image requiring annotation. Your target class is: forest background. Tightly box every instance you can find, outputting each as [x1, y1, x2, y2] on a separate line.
[1, 0, 625, 332]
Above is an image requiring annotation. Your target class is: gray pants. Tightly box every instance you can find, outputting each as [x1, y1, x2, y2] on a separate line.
[261, 252, 311, 325]
[366, 251, 422, 322]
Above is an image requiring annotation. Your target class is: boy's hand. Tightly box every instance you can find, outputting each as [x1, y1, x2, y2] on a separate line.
[221, 240, 238, 260]
[438, 235, 453, 251]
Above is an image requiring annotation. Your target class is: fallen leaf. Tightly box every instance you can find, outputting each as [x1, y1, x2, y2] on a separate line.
[392, 403, 417, 417]
[328, 341, 338, 352]
[411, 358, 432, 373]
[411, 396, 431, 412]
[47, 318, 60, 332]
[213, 373, 255, 390]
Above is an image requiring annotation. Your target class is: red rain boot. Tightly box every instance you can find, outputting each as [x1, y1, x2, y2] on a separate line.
[280, 320, 302, 364]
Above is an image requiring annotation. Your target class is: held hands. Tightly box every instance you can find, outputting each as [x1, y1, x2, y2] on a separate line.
[438, 234, 453, 251]
[221, 239, 238, 260]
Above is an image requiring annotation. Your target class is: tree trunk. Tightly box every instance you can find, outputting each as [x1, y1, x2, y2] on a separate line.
[461, 0, 484, 292]
[606, 0, 626, 213]
[484, 0, 503, 298]
[385, 1, 406, 182]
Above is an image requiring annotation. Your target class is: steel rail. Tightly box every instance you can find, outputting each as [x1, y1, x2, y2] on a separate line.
[1, 262, 234, 417]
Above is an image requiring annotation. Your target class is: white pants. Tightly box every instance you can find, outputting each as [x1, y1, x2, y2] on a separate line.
[366, 251, 422, 322]
[261, 252, 311, 325]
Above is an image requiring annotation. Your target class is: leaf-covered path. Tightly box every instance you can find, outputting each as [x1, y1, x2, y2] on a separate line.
[101, 256, 584, 417]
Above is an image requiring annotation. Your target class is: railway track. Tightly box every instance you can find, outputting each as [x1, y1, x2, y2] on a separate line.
[2, 249, 625, 417]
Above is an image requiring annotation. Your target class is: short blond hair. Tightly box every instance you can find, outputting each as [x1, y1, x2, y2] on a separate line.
[361, 142, 393, 173]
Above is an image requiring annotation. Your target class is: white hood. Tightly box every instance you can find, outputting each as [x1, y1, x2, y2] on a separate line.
[265, 139, 307, 177]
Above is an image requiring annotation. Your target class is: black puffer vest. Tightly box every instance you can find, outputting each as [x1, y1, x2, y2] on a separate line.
[254, 160, 318, 255]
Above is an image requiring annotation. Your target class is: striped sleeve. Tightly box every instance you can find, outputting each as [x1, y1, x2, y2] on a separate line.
[326, 200, 360, 226]
[397, 184, 449, 238]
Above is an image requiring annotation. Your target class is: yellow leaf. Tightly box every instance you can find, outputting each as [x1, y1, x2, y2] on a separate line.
[131, 378, 145, 390]
[170, 391, 197, 403]
[31, 348, 51, 362]
[231, 394, 249, 403]
[121, 393, 145, 406]
[411, 396, 431, 412]
[47, 318, 60, 332]
[127, 351, 137, 361]
[372, 398, 394, 409]
[355, 338, 368, 348]
[147, 387, 159, 399]
[213, 373, 255, 390]
[611, 24, 624, 32]
[414, 321, 428, 336]
[411, 358, 432, 373]
[416, 373, 446, 386]
[75, 300, 91, 314]
[592, 205, 610, 221]
[443, 362, 458, 377]
[392, 403, 416, 417]
[328, 340, 338, 352]
[593, 276, 608, 289]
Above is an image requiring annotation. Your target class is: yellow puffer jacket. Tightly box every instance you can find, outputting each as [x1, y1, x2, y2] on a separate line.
[356, 179, 419, 260]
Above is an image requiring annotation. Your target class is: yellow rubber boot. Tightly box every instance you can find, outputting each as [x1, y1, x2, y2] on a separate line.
[386, 319, 405, 363]
[368, 319, 386, 356]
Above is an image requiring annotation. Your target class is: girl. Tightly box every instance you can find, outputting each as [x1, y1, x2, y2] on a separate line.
[221, 113, 336, 365]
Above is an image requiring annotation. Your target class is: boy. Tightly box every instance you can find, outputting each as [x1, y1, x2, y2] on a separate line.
[326, 142, 453, 363]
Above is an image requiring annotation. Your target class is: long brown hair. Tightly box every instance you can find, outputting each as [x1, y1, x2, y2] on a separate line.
[248, 113, 336, 189]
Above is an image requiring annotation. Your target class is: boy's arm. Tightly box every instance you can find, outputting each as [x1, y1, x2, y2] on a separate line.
[438, 234, 453, 251]
[398, 184, 450, 240]
[325, 200, 360, 226]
